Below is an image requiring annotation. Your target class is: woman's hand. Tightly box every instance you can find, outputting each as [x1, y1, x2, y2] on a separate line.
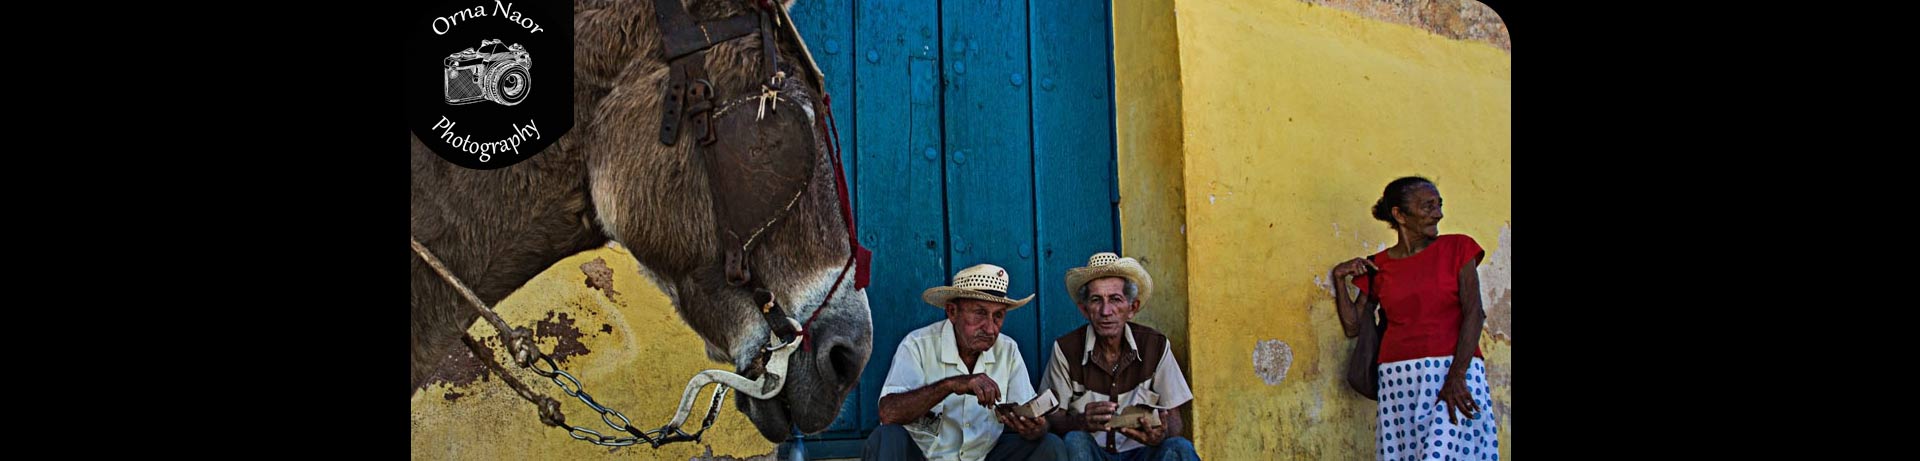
[1332, 257, 1379, 279]
[1436, 370, 1479, 425]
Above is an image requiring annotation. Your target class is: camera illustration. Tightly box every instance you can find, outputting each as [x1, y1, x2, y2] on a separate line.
[443, 39, 531, 106]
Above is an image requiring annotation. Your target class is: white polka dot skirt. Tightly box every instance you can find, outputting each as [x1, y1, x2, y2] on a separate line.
[1375, 356, 1498, 461]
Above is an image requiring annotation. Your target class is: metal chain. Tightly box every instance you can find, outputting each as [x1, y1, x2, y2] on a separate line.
[522, 353, 732, 448]
[414, 236, 733, 449]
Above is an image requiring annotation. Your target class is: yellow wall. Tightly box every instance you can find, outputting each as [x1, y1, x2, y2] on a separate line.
[1113, 0, 1512, 459]
[410, 244, 777, 460]
[1112, 0, 1195, 430]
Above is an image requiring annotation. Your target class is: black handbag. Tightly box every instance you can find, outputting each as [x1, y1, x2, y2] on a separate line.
[1345, 255, 1387, 400]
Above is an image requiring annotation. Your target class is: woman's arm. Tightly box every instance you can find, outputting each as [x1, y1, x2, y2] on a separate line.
[1437, 255, 1486, 424]
[1331, 257, 1379, 337]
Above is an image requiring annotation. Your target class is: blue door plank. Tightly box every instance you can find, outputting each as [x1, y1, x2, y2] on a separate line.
[1030, 0, 1119, 365]
[943, 0, 1040, 389]
[791, 0, 859, 215]
[794, 2, 1118, 451]
[852, 0, 948, 434]
[789, 0, 861, 435]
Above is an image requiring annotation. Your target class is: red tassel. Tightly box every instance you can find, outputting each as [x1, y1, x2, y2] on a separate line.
[819, 92, 870, 289]
[800, 92, 873, 350]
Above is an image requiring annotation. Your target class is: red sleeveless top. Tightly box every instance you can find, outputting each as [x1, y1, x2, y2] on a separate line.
[1352, 234, 1485, 364]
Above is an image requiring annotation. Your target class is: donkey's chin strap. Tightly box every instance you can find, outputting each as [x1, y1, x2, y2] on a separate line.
[664, 316, 804, 429]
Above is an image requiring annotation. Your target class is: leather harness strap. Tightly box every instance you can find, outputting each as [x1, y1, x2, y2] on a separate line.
[655, 0, 762, 147]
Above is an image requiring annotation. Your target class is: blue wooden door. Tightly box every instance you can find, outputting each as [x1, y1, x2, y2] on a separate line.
[790, 0, 1117, 452]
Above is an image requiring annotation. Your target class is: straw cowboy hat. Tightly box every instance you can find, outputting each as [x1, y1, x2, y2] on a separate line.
[922, 263, 1035, 309]
[1064, 252, 1153, 302]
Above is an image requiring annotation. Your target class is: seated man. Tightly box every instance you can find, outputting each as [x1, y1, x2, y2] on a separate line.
[1042, 253, 1201, 461]
[865, 263, 1068, 461]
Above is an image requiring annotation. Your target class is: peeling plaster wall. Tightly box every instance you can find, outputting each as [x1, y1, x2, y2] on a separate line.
[1113, 0, 1510, 458]
[411, 244, 778, 460]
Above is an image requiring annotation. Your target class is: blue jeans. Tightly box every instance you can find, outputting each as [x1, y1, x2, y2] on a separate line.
[864, 424, 1068, 461]
[1061, 432, 1199, 461]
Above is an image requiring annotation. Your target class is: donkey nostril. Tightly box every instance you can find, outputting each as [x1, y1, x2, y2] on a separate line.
[827, 343, 861, 383]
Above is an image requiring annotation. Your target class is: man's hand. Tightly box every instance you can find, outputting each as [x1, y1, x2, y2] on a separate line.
[947, 373, 1002, 407]
[1115, 410, 1171, 446]
[1079, 401, 1118, 431]
[998, 409, 1050, 441]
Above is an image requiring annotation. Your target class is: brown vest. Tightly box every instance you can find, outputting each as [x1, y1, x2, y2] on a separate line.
[1057, 322, 1168, 401]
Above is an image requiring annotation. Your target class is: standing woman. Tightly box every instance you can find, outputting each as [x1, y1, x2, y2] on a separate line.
[1331, 176, 1498, 461]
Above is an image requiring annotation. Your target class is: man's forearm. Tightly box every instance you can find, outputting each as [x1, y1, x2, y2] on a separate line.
[878, 377, 957, 425]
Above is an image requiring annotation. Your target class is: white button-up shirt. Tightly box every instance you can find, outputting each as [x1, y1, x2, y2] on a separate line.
[879, 319, 1037, 461]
